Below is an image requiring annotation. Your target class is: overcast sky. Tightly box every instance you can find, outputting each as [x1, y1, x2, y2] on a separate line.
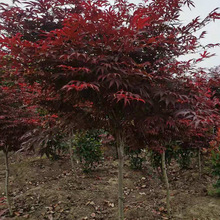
[1, 0, 220, 68]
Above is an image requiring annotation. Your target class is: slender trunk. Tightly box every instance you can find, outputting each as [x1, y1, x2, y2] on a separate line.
[69, 132, 78, 170]
[4, 149, 13, 216]
[69, 145, 74, 171]
[115, 144, 119, 159]
[198, 148, 202, 179]
[162, 149, 170, 217]
[116, 132, 124, 220]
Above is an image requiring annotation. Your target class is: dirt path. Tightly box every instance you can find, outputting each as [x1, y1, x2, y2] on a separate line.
[1, 152, 220, 219]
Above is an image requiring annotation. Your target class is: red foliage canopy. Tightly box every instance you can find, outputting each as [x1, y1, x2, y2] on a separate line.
[0, 59, 41, 152]
[0, 0, 219, 150]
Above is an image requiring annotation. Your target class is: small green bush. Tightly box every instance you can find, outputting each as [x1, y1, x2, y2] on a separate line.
[211, 147, 220, 194]
[176, 148, 194, 169]
[149, 143, 194, 172]
[126, 148, 145, 170]
[74, 130, 103, 172]
[40, 132, 67, 160]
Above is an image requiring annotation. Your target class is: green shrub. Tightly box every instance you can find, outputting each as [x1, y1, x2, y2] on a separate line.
[126, 148, 145, 170]
[149, 149, 162, 170]
[176, 148, 195, 169]
[148, 143, 194, 172]
[211, 147, 220, 194]
[40, 132, 67, 160]
[74, 130, 103, 172]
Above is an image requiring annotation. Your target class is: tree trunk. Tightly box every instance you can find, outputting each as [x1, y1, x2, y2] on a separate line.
[116, 132, 125, 220]
[69, 144, 74, 171]
[198, 148, 202, 179]
[4, 149, 13, 216]
[69, 132, 77, 171]
[162, 149, 170, 217]
[115, 144, 119, 159]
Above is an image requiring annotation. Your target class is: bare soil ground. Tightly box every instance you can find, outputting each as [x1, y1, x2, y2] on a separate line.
[0, 151, 220, 220]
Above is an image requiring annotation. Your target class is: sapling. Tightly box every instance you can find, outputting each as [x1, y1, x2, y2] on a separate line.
[0, 59, 41, 216]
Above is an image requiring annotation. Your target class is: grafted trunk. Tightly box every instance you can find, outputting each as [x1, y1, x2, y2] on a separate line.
[116, 132, 125, 220]
[162, 149, 170, 217]
[4, 149, 13, 216]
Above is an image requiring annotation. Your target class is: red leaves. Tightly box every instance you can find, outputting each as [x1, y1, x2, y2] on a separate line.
[195, 51, 215, 63]
[199, 31, 207, 39]
[63, 81, 99, 92]
[51, 114, 58, 118]
[113, 91, 145, 106]
[209, 8, 220, 21]
[200, 51, 214, 59]
[132, 14, 151, 30]
[183, 0, 195, 8]
[0, 0, 219, 155]
[0, 62, 43, 151]
[98, 72, 122, 89]
[58, 65, 91, 74]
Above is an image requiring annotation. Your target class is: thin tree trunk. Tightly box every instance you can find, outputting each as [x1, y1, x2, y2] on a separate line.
[117, 132, 125, 220]
[162, 149, 170, 217]
[69, 132, 77, 171]
[69, 144, 74, 171]
[4, 149, 13, 216]
[115, 144, 119, 159]
[198, 148, 202, 179]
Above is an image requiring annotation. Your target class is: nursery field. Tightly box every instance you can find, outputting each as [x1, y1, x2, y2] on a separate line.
[1, 151, 220, 220]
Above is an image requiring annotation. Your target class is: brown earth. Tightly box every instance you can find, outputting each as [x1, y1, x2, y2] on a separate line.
[0, 151, 220, 220]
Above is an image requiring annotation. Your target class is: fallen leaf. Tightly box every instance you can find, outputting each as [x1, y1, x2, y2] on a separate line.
[0, 209, 7, 217]
[159, 206, 165, 211]
[86, 201, 95, 206]
[91, 212, 96, 217]
[14, 211, 21, 216]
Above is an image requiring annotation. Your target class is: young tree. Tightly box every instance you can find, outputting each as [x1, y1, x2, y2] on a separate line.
[0, 59, 41, 216]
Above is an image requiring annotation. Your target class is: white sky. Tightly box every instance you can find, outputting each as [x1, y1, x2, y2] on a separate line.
[1, 0, 220, 68]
